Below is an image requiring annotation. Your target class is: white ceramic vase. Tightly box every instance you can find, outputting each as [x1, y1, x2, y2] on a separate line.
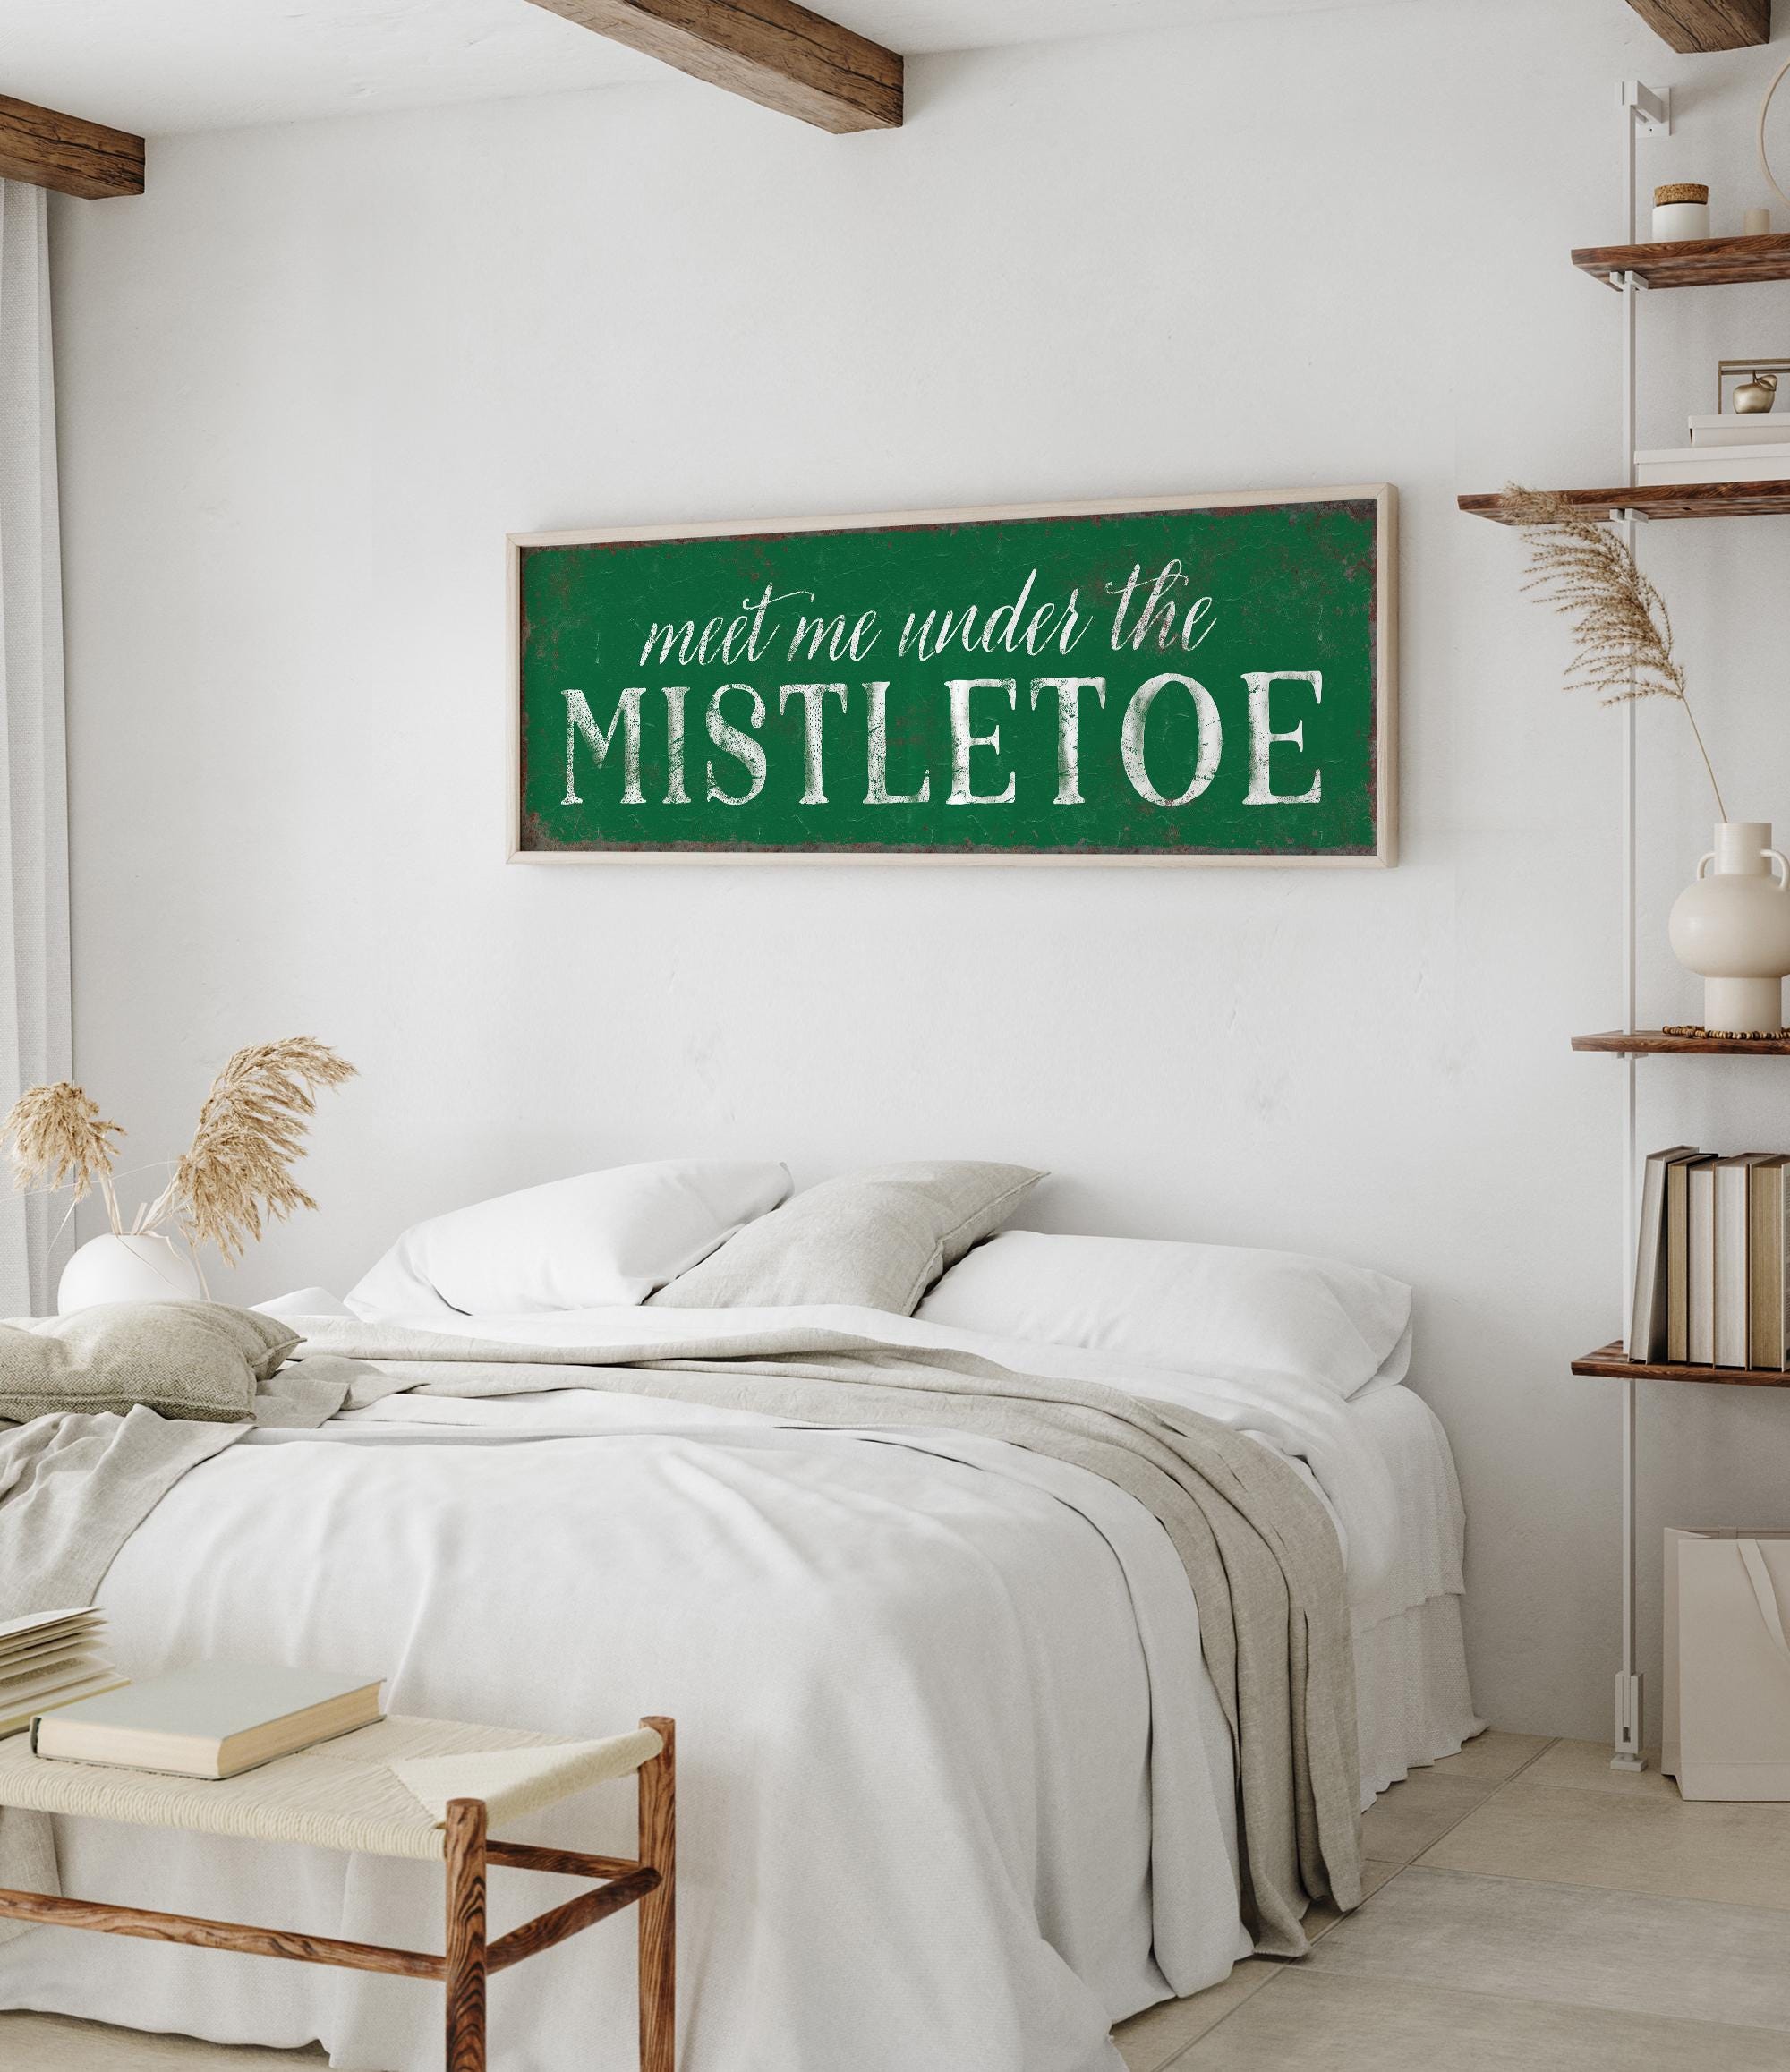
[57, 1232, 204, 1314]
[1668, 821, 1790, 1034]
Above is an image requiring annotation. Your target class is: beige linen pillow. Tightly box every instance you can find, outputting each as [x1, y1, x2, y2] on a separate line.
[0, 1303, 299, 1424]
[650, 1161, 1044, 1315]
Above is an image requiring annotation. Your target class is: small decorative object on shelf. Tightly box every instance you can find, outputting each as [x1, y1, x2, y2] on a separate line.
[1655, 182, 1712, 241]
[0, 1038, 357, 1310]
[1745, 208, 1775, 236]
[1669, 824, 1790, 1036]
[1723, 362, 1790, 414]
[1661, 1024, 1790, 1041]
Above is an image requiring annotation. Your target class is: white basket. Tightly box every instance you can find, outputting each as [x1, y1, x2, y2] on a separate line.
[1666, 1527, 1790, 1800]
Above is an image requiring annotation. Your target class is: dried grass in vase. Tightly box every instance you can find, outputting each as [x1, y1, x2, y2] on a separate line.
[1504, 483, 1728, 818]
[3, 1037, 356, 1298]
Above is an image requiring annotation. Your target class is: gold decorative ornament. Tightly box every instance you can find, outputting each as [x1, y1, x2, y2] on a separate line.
[1717, 358, 1790, 414]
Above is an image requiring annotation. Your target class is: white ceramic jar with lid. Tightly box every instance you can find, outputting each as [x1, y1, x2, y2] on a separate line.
[1654, 182, 1711, 242]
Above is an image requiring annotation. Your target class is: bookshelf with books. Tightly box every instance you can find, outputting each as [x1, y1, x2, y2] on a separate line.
[1517, 79, 1790, 1773]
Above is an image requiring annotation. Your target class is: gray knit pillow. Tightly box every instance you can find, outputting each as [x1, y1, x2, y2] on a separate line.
[650, 1161, 1044, 1316]
[0, 1303, 299, 1424]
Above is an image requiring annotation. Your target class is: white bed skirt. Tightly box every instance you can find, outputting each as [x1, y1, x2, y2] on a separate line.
[1354, 1590, 1483, 1808]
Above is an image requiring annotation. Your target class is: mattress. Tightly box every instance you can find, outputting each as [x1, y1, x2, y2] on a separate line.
[0, 1351, 1475, 2072]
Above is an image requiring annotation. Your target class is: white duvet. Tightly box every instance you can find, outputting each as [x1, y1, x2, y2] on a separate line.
[0, 1304, 1472, 2072]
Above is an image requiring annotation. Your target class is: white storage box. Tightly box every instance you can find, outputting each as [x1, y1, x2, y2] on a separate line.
[1666, 1527, 1790, 1799]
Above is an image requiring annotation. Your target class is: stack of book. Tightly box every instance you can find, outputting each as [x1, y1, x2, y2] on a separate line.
[1635, 413, 1790, 487]
[1630, 1147, 1790, 1368]
[0, 1608, 128, 1737]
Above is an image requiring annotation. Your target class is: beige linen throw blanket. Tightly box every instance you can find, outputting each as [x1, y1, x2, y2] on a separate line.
[295, 1317, 1366, 1956]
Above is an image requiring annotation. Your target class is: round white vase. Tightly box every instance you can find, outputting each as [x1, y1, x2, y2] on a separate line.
[57, 1232, 204, 1314]
[1667, 821, 1790, 1034]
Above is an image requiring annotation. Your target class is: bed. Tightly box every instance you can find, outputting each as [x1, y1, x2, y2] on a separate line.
[0, 1287, 1477, 2072]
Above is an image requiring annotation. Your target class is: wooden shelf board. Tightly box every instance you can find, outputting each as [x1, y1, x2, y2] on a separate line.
[1573, 1341, 1790, 1387]
[1573, 1028, 1790, 1055]
[1462, 481, 1790, 524]
[1573, 232, 1790, 289]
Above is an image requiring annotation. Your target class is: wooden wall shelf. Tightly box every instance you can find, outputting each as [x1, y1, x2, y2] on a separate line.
[1573, 1029, 1790, 1055]
[1573, 232, 1790, 289]
[1462, 482, 1790, 524]
[1573, 1341, 1790, 1387]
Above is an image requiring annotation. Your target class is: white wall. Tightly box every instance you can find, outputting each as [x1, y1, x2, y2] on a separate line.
[47, 0, 1790, 1739]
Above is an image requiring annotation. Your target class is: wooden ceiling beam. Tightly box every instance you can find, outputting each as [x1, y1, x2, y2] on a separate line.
[524, 0, 901, 132]
[0, 94, 143, 199]
[1624, 0, 1771, 51]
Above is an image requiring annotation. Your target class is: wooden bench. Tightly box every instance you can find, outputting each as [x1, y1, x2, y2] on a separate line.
[0, 1710, 676, 2072]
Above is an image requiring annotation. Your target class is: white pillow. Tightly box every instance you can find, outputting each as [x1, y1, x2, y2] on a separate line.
[346, 1160, 791, 1318]
[915, 1230, 1411, 1398]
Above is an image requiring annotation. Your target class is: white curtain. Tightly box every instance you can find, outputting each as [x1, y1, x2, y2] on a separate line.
[0, 180, 72, 1315]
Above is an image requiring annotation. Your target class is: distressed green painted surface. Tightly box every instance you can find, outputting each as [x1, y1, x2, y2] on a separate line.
[517, 497, 1385, 857]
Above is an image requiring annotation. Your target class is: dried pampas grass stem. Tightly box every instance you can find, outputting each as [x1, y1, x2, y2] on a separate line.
[132, 1037, 358, 1265]
[1, 1082, 124, 1230]
[1506, 483, 1728, 819]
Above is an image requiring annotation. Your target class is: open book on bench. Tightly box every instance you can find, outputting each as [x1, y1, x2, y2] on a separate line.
[0, 1607, 126, 1738]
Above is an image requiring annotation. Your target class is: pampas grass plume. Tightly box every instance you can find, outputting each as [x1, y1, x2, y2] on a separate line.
[1506, 483, 1728, 819]
[154, 1038, 358, 1264]
[1, 1082, 124, 1225]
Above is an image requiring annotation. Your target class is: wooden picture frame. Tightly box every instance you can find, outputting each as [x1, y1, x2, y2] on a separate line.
[507, 485, 1398, 867]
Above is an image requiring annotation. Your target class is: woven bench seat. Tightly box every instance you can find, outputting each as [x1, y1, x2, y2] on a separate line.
[0, 1713, 662, 1861]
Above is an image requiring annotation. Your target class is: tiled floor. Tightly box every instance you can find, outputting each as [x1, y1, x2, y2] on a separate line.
[8, 1733, 1790, 2068]
[1114, 1728, 1790, 2070]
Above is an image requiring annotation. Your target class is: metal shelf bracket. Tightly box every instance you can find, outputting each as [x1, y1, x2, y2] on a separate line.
[1620, 81, 1672, 135]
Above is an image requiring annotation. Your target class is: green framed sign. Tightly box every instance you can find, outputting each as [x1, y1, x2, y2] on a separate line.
[509, 488, 1396, 866]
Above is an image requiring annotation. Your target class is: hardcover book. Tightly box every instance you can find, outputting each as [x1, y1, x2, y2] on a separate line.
[1688, 1159, 1718, 1365]
[1630, 1147, 1702, 1360]
[30, 1662, 384, 1779]
[1751, 1155, 1790, 1372]
[1714, 1155, 1767, 1368]
[1667, 1155, 1717, 1363]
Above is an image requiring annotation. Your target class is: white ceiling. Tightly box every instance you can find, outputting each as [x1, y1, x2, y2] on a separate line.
[0, 0, 1400, 137]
